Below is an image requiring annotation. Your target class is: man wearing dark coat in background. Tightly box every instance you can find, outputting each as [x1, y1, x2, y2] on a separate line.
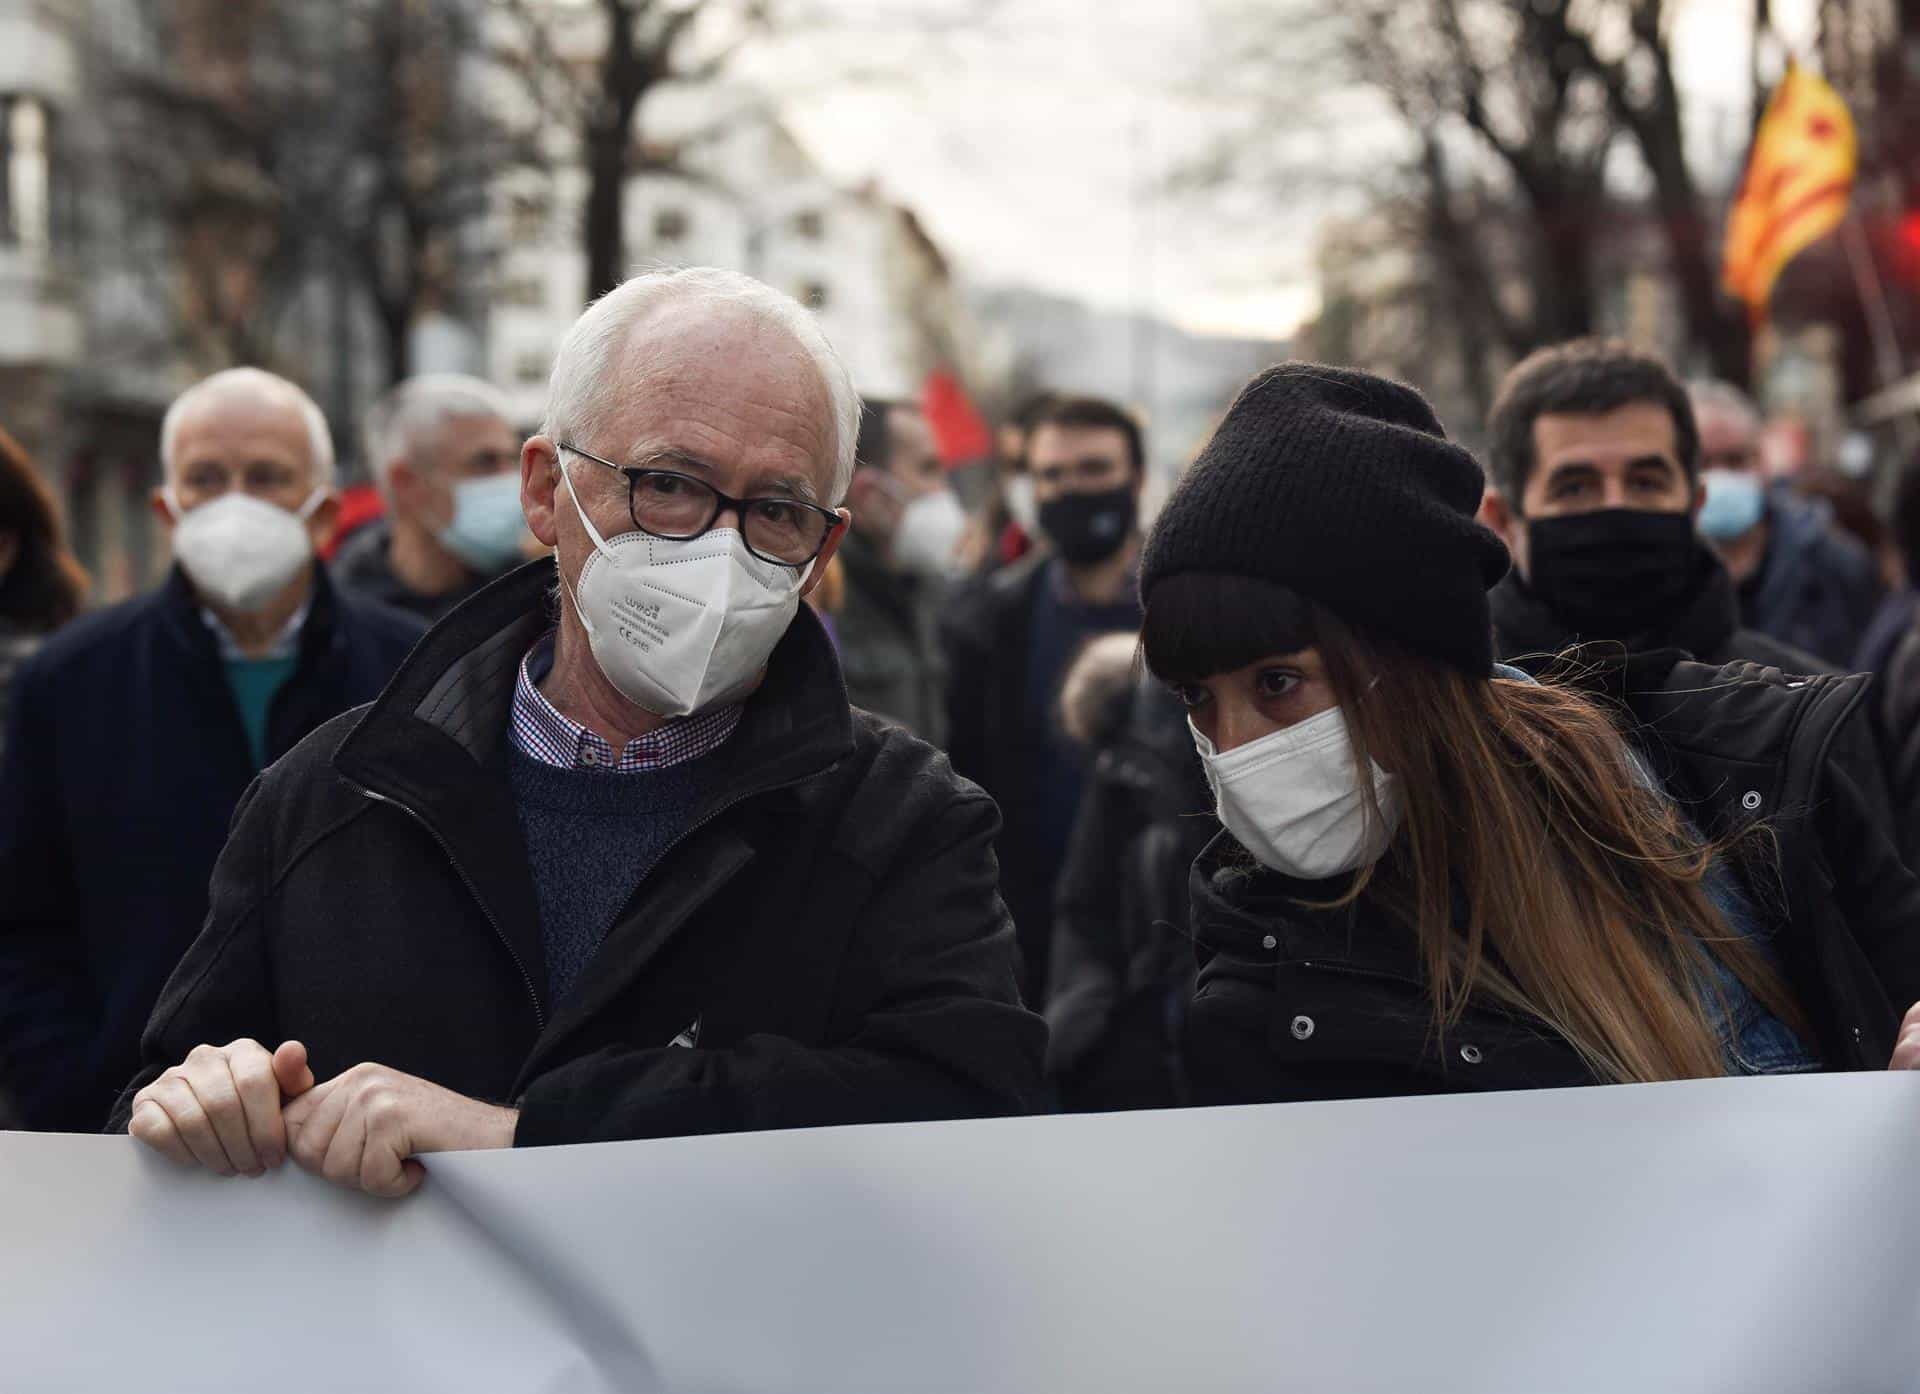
[941, 396, 1147, 1003]
[1687, 378, 1879, 668]
[833, 398, 964, 741]
[1478, 340, 1830, 682]
[332, 374, 527, 622]
[0, 369, 424, 1132]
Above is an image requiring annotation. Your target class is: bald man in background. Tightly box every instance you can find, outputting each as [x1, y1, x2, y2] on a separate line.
[0, 368, 424, 1132]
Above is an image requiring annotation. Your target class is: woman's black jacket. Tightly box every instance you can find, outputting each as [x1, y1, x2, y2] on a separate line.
[1186, 656, 1920, 1104]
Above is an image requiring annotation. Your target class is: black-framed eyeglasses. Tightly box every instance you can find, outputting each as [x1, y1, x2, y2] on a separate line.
[558, 442, 841, 568]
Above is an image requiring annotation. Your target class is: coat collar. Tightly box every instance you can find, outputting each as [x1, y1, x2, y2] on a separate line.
[1188, 831, 1427, 983]
[1490, 545, 1737, 669]
[157, 561, 345, 672]
[330, 558, 858, 1015]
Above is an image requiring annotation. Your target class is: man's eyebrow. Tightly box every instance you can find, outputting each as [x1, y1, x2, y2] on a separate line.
[634, 448, 823, 505]
[1543, 460, 1599, 478]
[1628, 454, 1678, 471]
[764, 473, 822, 505]
[634, 448, 712, 474]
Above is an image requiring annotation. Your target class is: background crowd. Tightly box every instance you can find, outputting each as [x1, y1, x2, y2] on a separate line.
[4, 317, 1920, 1131]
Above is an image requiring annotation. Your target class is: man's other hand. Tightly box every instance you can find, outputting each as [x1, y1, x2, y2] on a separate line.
[282, 1064, 518, 1199]
[1890, 1002, 1920, 1070]
[128, 1039, 316, 1176]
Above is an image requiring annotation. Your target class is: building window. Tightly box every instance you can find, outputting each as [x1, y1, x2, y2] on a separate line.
[653, 207, 689, 243]
[2, 96, 52, 251]
[799, 281, 829, 310]
[515, 352, 549, 386]
[793, 209, 825, 241]
[507, 192, 549, 246]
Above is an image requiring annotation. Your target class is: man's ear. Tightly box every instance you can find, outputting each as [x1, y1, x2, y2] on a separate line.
[150, 486, 179, 533]
[521, 437, 561, 549]
[799, 512, 851, 602]
[386, 459, 423, 512]
[1479, 488, 1532, 575]
[1478, 487, 1518, 542]
[303, 491, 342, 550]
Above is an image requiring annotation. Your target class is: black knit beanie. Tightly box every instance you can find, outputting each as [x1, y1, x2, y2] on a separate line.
[1140, 364, 1511, 676]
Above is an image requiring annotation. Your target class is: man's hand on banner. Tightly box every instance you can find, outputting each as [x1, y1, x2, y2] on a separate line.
[128, 1039, 316, 1177]
[1889, 1003, 1920, 1070]
[281, 1064, 519, 1199]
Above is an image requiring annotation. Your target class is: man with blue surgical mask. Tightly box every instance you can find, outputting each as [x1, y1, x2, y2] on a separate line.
[0, 368, 424, 1131]
[110, 270, 1043, 1196]
[1689, 379, 1879, 668]
[335, 374, 530, 621]
[1479, 340, 1830, 678]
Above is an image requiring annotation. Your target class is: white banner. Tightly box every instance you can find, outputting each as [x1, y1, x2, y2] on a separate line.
[5, 1073, 1920, 1392]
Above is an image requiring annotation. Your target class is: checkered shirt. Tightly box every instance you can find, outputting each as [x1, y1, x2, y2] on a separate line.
[508, 632, 741, 772]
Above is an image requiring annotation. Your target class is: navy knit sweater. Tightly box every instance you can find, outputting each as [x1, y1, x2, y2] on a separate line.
[506, 747, 707, 1007]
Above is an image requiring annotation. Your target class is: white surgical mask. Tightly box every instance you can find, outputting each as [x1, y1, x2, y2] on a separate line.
[438, 472, 528, 573]
[890, 488, 969, 578]
[1003, 473, 1039, 534]
[168, 488, 325, 614]
[558, 459, 806, 717]
[1190, 704, 1402, 880]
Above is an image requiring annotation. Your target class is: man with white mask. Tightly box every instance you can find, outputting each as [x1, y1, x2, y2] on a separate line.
[0, 368, 423, 1131]
[834, 397, 965, 740]
[335, 374, 529, 621]
[111, 269, 1044, 1194]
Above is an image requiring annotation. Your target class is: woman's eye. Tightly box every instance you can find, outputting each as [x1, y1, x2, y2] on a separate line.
[1170, 683, 1208, 710]
[1256, 670, 1300, 699]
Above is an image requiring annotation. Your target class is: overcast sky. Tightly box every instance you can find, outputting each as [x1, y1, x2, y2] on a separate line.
[744, 0, 1823, 340]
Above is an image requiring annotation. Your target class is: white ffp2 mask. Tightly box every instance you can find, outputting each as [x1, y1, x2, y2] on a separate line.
[890, 488, 969, 578]
[1191, 704, 1402, 880]
[168, 488, 325, 613]
[558, 460, 806, 718]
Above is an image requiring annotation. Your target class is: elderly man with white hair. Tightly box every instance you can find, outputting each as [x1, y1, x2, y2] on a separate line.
[0, 368, 424, 1132]
[334, 373, 528, 620]
[110, 270, 1045, 1192]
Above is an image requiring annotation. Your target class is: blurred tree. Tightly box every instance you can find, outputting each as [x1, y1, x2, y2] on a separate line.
[490, 0, 772, 303]
[1558, 0, 1752, 384]
[1200, 0, 1756, 402]
[91, 0, 532, 385]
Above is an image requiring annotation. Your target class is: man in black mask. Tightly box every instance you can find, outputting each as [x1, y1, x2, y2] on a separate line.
[942, 396, 1146, 1000]
[1478, 339, 1826, 682]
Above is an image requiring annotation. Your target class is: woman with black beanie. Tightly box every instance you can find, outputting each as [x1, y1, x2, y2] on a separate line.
[1142, 364, 1920, 1101]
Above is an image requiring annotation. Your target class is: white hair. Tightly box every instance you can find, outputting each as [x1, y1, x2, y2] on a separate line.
[1688, 379, 1761, 434]
[540, 267, 860, 505]
[160, 367, 337, 487]
[362, 373, 515, 490]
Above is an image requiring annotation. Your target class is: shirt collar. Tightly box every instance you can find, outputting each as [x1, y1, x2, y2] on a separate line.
[199, 602, 311, 662]
[508, 631, 741, 773]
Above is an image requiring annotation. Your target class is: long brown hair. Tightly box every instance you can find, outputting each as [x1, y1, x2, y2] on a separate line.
[1143, 572, 1810, 1085]
[0, 425, 89, 633]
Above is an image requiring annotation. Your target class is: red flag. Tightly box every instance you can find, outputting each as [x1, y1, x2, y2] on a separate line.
[921, 369, 994, 469]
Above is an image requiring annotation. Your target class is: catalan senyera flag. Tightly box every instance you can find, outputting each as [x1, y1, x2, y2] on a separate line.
[1722, 64, 1857, 324]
